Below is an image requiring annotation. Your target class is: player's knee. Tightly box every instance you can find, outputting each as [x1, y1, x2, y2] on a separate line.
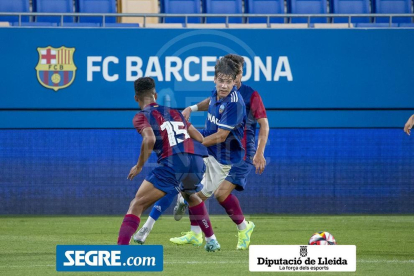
[196, 191, 209, 202]
[181, 192, 190, 202]
[130, 196, 145, 209]
[214, 190, 227, 202]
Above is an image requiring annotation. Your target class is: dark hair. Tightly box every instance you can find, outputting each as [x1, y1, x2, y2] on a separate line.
[134, 77, 155, 99]
[224, 54, 244, 67]
[214, 57, 240, 80]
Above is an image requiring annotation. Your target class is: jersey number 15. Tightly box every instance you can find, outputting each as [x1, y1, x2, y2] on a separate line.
[160, 121, 190, 147]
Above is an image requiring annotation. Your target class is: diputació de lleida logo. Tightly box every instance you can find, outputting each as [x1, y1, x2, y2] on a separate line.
[35, 46, 77, 92]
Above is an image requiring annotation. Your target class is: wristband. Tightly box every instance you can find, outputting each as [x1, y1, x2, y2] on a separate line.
[190, 105, 198, 112]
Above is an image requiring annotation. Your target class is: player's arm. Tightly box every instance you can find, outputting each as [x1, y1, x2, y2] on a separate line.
[182, 98, 210, 120]
[404, 114, 414, 135]
[253, 118, 269, 174]
[202, 100, 243, 147]
[250, 91, 269, 174]
[127, 127, 156, 180]
[202, 128, 230, 147]
[187, 124, 204, 143]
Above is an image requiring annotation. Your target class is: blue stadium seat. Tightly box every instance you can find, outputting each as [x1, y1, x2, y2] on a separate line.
[203, 0, 243, 23]
[60, 22, 101, 27]
[330, 0, 370, 23]
[245, 0, 285, 23]
[76, 0, 117, 24]
[161, 0, 201, 23]
[373, 0, 412, 23]
[34, 0, 74, 23]
[103, 23, 140, 27]
[0, 0, 30, 23]
[399, 23, 414, 28]
[355, 23, 398, 27]
[12, 22, 57, 27]
[288, 0, 328, 23]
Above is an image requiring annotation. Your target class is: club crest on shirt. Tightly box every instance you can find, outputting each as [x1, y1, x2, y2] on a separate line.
[219, 104, 226, 114]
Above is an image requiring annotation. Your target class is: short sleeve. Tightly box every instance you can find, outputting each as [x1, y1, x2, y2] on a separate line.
[218, 101, 244, 131]
[250, 91, 267, 120]
[133, 113, 151, 134]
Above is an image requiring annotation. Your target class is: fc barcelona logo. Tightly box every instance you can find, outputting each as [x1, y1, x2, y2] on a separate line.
[35, 46, 77, 91]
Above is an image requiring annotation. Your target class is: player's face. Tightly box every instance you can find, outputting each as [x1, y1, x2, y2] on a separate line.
[234, 65, 243, 89]
[215, 74, 235, 99]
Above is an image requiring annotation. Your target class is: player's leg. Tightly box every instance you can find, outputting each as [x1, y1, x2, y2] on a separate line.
[173, 156, 214, 221]
[134, 191, 177, 244]
[183, 154, 220, 252]
[173, 192, 188, 221]
[117, 180, 166, 245]
[171, 156, 230, 244]
[170, 155, 221, 251]
[184, 192, 220, 252]
[215, 162, 255, 250]
[173, 155, 230, 221]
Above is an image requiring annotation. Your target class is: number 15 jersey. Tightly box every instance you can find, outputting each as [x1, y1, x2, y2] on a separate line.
[133, 103, 208, 163]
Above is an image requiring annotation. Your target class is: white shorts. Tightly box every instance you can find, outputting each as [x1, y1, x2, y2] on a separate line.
[200, 155, 232, 198]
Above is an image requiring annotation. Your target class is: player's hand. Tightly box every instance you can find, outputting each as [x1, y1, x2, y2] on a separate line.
[127, 165, 142, 180]
[404, 115, 414, 135]
[253, 153, 266, 175]
[182, 107, 192, 121]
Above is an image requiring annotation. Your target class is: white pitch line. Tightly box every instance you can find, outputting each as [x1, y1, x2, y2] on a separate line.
[357, 259, 414, 264]
[1, 259, 413, 269]
[0, 264, 55, 268]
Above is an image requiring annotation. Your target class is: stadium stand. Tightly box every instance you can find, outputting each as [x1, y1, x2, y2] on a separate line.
[0, 0, 413, 28]
[104, 22, 139, 27]
[60, 22, 101, 27]
[373, 0, 412, 23]
[245, 0, 285, 23]
[0, 0, 30, 23]
[288, 0, 328, 23]
[399, 23, 414, 27]
[119, 0, 158, 25]
[271, 22, 308, 27]
[330, 0, 371, 23]
[229, 23, 268, 28]
[355, 22, 398, 27]
[12, 22, 57, 26]
[161, 0, 202, 23]
[204, 0, 243, 23]
[33, 0, 74, 23]
[186, 23, 225, 27]
[146, 23, 184, 27]
[76, 0, 117, 23]
[313, 23, 353, 28]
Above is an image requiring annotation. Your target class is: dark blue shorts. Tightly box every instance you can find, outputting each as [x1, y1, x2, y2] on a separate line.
[225, 160, 254, 191]
[145, 153, 205, 195]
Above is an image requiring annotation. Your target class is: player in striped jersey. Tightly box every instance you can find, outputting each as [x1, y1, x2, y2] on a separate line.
[117, 77, 220, 252]
[135, 57, 250, 248]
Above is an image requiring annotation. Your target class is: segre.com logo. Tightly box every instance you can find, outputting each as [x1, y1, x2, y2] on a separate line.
[56, 245, 163, 272]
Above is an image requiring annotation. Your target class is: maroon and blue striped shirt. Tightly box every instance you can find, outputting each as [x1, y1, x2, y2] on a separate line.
[133, 103, 208, 163]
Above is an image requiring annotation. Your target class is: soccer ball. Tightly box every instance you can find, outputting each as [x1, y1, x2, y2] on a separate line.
[308, 231, 337, 245]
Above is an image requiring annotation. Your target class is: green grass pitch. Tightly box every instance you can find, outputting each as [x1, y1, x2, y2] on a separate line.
[0, 215, 413, 276]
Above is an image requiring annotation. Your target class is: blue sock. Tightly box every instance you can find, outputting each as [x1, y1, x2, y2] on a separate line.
[149, 192, 177, 221]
